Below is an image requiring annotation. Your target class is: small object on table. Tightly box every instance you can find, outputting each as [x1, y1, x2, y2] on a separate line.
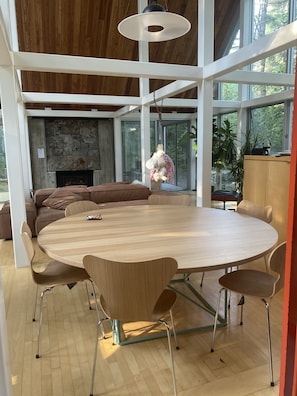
[86, 215, 102, 220]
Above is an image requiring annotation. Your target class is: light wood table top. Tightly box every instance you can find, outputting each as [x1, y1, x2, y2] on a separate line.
[37, 205, 278, 273]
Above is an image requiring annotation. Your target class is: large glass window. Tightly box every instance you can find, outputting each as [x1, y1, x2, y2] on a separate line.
[251, 0, 289, 98]
[121, 121, 141, 181]
[253, 0, 289, 40]
[212, 113, 238, 191]
[220, 29, 240, 101]
[250, 103, 284, 153]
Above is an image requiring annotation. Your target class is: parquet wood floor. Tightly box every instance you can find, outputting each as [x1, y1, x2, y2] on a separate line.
[1, 238, 282, 396]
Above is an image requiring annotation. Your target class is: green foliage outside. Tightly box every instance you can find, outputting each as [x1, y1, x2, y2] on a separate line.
[191, 118, 258, 195]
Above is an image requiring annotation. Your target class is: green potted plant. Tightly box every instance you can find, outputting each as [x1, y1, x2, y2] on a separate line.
[230, 129, 257, 196]
[212, 119, 237, 191]
[191, 120, 256, 196]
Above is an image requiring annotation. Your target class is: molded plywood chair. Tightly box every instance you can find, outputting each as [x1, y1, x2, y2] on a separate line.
[201, 199, 273, 287]
[148, 192, 192, 206]
[20, 221, 96, 358]
[237, 199, 273, 224]
[83, 255, 179, 396]
[237, 199, 273, 272]
[211, 241, 286, 387]
[65, 200, 98, 217]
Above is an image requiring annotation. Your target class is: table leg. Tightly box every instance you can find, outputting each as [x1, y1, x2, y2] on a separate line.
[113, 275, 228, 346]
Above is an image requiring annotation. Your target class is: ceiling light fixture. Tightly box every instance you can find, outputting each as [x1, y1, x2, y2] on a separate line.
[118, 0, 191, 42]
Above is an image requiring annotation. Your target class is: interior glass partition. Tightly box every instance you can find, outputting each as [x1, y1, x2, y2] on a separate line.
[121, 120, 142, 181]
[163, 121, 191, 190]
[121, 119, 192, 190]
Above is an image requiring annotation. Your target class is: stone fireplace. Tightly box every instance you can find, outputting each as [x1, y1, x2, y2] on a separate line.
[29, 117, 115, 190]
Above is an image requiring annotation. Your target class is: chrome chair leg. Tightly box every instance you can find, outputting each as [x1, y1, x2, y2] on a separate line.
[238, 295, 245, 325]
[36, 287, 52, 358]
[200, 272, 205, 287]
[169, 309, 179, 350]
[211, 287, 223, 352]
[32, 284, 39, 321]
[88, 280, 106, 339]
[160, 319, 178, 396]
[263, 299, 275, 386]
[85, 281, 92, 310]
[89, 319, 103, 396]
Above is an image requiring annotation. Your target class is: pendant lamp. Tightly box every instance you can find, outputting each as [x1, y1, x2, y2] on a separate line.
[118, 0, 191, 42]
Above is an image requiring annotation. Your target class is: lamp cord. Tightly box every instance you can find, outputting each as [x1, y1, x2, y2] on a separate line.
[154, 92, 164, 145]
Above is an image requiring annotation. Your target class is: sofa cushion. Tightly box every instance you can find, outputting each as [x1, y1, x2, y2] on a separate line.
[34, 185, 90, 208]
[34, 188, 56, 208]
[42, 188, 84, 210]
[88, 183, 151, 204]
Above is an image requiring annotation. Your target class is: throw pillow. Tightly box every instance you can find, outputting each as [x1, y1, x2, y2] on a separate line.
[42, 188, 83, 210]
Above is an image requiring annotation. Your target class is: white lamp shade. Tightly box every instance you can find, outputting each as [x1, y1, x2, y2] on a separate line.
[118, 11, 191, 42]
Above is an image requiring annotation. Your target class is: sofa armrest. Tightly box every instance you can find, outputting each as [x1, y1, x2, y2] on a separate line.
[0, 199, 37, 239]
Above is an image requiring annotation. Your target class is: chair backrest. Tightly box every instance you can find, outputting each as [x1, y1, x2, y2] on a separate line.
[21, 225, 46, 286]
[20, 228, 35, 266]
[21, 220, 32, 238]
[65, 200, 98, 216]
[268, 241, 286, 295]
[83, 255, 178, 322]
[237, 199, 272, 223]
[148, 193, 192, 206]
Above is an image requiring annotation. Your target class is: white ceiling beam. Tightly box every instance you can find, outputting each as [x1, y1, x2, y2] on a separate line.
[241, 89, 294, 108]
[142, 80, 197, 106]
[13, 51, 202, 81]
[204, 21, 297, 80]
[217, 70, 295, 86]
[114, 105, 140, 118]
[25, 109, 115, 118]
[24, 90, 293, 119]
[22, 92, 141, 106]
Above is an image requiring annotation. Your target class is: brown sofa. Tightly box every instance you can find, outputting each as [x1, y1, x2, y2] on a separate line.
[0, 182, 151, 239]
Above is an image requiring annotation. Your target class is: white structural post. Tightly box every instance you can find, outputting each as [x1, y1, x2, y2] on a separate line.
[196, 0, 214, 207]
[113, 117, 123, 181]
[138, 0, 151, 187]
[0, 66, 28, 268]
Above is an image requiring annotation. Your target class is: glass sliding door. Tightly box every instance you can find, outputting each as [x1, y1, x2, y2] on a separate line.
[121, 121, 141, 181]
[163, 120, 191, 190]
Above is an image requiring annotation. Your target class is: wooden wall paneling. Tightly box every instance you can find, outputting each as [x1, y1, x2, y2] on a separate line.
[243, 155, 290, 243]
[14, 0, 240, 111]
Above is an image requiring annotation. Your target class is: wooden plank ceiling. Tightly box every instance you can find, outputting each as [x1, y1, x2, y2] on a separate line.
[15, 0, 239, 112]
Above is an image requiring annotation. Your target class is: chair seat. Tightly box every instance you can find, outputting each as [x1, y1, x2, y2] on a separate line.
[99, 289, 177, 323]
[33, 260, 90, 287]
[219, 269, 276, 298]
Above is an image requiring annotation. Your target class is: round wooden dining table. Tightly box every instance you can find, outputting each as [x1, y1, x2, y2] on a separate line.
[37, 204, 278, 273]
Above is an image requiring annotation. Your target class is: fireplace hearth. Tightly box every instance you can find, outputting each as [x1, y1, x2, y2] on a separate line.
[56, 170, 93, 187]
